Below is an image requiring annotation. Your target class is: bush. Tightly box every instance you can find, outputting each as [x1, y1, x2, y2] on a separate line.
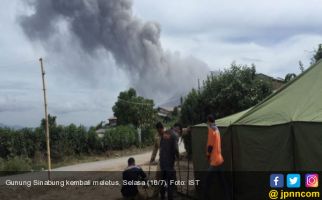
[102, 126, 138, 150]
[0, 128, 11, 158]
[87, 128, 102, 153]
[3, 156, 32, 172]
[0, 117, 155, 170]
[32, 151, 47, 170]
[0, 158, 4, 171]
[141, 128, 155, 146]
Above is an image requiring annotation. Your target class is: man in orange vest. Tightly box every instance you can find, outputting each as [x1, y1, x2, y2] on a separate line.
[207, 115, 223, 167]
[204, 114, 231, 200]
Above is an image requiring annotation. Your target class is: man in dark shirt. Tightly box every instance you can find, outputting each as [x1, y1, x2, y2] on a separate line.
[159, 124, 180, 200]
[121, 157, 147, 199]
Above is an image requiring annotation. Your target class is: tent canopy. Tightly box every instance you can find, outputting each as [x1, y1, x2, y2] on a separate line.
[236, 60, 322, 125]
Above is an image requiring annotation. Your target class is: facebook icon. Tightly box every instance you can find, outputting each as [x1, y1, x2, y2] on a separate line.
[270, 174, 284, 188]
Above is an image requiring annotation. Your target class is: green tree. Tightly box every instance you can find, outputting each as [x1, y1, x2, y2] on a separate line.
[87, 128, 102, 153]
[95, 121, 105, 130]
[180, 63, 273, 126]
[180, 89, 204, 126]
[112, 88, 157, 128]
[312, 44, 322, 64]
[284, 73, 297, 83]
[41, 114, 57, 130]
[172, 107, 179, 117]
[102, 126, 137, 150]
[299, 60, 305, 73]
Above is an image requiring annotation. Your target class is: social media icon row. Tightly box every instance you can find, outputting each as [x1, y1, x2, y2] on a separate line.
[270, 174, 319, 188]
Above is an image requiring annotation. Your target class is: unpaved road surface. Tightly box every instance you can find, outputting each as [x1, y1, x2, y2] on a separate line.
[53, 142, 185, 171]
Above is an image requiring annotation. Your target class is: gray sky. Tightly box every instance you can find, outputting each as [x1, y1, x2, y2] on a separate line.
[1, 0, 322, 127]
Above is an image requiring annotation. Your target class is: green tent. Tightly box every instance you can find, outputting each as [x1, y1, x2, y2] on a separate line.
[192, 60, 322, 171]
[190, 60, 322, 198]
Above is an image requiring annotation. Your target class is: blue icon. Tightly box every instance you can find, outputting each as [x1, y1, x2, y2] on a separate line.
[287, 174, 301, 188]
[270, 174, 284, 188]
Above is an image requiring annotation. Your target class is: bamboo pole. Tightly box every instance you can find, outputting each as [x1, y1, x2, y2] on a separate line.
[39, 58, 51, 179]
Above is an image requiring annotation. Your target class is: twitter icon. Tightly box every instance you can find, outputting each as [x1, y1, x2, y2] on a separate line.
[287, 174, 301, 188]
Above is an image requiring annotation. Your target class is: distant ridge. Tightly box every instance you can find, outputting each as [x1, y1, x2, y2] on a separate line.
[0, 123, 25, 130]
[158, 92, 186, 108]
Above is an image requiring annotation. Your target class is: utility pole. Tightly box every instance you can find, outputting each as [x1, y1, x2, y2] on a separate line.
[39, 58, 51, 179]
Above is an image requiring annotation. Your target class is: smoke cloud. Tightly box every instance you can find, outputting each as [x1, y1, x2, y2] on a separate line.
[20, 0, 208, 101]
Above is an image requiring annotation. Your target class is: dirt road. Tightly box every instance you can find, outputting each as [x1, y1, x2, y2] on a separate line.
[53, 142, 185, 171]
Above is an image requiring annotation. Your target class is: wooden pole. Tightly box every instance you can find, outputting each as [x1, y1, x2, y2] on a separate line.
[39, 58, 51, 179]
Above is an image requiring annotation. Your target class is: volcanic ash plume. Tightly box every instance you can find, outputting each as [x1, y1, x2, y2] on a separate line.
[20, 0, 208, 99]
